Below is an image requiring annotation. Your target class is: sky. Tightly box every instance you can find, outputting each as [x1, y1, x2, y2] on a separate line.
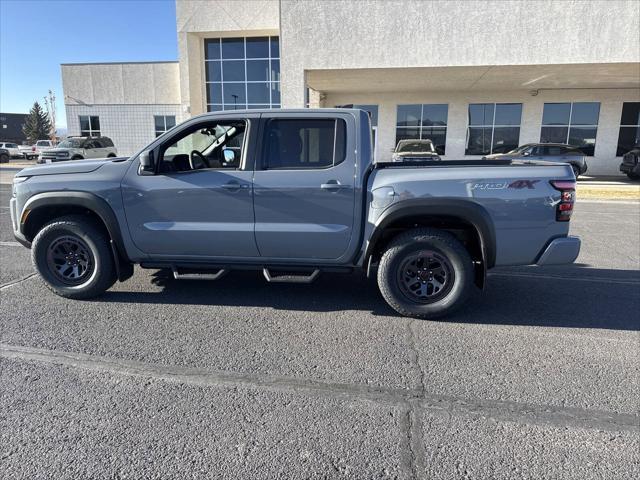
[0, 0, 178, 128]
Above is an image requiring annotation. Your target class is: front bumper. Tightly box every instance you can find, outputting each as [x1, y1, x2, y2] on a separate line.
[536, 236, 581, 266]
[9, 197, 31, 248]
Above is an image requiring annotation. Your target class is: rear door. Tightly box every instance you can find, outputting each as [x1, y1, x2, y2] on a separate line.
[252, 112, 357, 261]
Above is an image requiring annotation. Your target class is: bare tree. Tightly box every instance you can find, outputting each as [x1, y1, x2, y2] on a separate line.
[43, 90, 57, 140]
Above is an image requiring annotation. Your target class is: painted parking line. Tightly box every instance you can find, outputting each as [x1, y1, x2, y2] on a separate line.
[0, 241, 22, 247]
[490, 271, 640, 286]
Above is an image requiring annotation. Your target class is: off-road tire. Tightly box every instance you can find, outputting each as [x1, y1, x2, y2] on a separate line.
[377, 228, 474, 319]
[32, 215, 116, 299]
[71, 155, 84, 160]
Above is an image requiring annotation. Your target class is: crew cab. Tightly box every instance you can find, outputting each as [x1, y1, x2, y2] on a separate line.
[10, 109, 580, 318]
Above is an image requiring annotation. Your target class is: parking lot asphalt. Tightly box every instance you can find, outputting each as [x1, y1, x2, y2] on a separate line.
[1, 182, 639, 479]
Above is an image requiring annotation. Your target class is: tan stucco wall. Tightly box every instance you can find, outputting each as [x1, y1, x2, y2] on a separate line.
[61, 62, 180, 105]
[175, 0, 280, 115]
[325, 88, 640, 175]
[279, 0, 640, 107]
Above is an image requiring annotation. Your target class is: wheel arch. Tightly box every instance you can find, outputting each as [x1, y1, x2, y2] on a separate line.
[21, 192, 133, 280]
[364, 199, 496, 287]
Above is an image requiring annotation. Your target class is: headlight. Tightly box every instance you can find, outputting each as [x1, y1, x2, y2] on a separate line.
[57, 151, 69, 157]
[12, 176, 29, 197]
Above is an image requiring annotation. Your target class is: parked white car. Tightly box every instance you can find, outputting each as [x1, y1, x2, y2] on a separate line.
[38, 136, 117, 163]
[18, 144, 37, 160]
[0, 142, 22, 158]
[32, 139, 56, 158]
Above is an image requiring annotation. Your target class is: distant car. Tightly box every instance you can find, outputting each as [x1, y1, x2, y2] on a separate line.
[620, 145, 640, 180]
[18, 144, 37, 160]
[0, 147, 9, 163]
[392, 139, 441, 162]
[38, 136, 117, 163]
[484, 143, 588, 178]
[32, 139, 56, 158]
[0, 142, 21, 158]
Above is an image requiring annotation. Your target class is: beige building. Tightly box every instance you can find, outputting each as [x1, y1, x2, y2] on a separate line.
[62, 0, 640, 175]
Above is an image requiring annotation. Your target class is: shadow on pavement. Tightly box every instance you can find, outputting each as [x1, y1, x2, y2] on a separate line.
[97, 264, 640, 331]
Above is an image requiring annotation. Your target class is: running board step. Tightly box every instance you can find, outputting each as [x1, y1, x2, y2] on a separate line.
[263, 268, 320, 284]
[172, 267, 228, 281]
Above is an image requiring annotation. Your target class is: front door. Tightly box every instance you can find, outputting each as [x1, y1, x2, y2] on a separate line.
[122, 116, 259, 258]
[252, 113, 357, 261]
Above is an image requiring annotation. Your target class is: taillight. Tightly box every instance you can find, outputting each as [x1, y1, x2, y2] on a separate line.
[550, 180, 576, 222]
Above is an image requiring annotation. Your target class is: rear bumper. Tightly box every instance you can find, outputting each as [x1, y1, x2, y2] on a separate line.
[536, 236, 581, 266]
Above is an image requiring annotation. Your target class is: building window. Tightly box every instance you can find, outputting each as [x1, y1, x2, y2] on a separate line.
[396, 104, 448, 154]
[540, 102, 600, 156]
[79, 115, 100, 137]
[465, 103, 522, 155]
[616, 102, 640, 156]
[204, 36, 280, 112]
[154, 115, 176, 137]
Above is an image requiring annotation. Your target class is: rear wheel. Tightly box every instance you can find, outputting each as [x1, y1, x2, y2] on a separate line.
[627, 172, 640, 181]
[377, 228, 474, 319]
[32, 215, 116, 299]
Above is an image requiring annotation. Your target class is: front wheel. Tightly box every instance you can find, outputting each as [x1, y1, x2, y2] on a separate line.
[627, 172, 640, 181]
[32, 215, 116, 299]
[377, 228, 474, 319]
[0, 153, 9, 163]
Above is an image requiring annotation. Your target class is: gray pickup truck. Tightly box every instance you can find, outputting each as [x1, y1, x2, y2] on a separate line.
[10, 109, 580, 318]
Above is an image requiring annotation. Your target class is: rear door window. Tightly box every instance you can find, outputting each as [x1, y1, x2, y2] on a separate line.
[261, 118, 346, 170]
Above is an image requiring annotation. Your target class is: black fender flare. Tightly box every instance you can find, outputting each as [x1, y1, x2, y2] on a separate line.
[21, 191, 133, 280]
[365, 198, 497, 269]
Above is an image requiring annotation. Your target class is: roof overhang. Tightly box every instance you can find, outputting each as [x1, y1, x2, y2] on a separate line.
[306, 63, 640, 93]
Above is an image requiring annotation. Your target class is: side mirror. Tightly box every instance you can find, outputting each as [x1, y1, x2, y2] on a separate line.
[223, 148, 235, 163]
[139, 150, 155, 174]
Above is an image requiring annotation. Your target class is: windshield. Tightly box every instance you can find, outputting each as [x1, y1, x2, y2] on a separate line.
[507, 145, 531, 154]
[397, 141, 434, 153]
[57, 139, 85, 148]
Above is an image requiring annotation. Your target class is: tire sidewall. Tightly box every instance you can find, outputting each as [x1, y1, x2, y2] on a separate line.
[32, 219, 113, 298]
[379, 232, 473, 318]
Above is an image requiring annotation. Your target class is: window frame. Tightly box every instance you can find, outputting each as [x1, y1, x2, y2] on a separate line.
[616, 102, 640, 157]
[540, 102, 600, 156]
[465, 103, 523, 156]
[79, 115, 100, 137]
[154, 117, 251, 174]
[258, 117, 347, 171]
[204, 36, 281, 112]
[154, 115, 176, 137]
[395, 104, 448, 155]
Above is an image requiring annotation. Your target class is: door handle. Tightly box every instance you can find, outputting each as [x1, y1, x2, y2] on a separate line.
[221, 181, 247, 191]
[321, 180, 344, 191]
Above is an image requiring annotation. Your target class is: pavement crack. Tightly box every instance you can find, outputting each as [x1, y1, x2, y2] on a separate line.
[0, 273, 36, 290]
[1, 343, 638, 435]
[402, 320, 428, 479]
